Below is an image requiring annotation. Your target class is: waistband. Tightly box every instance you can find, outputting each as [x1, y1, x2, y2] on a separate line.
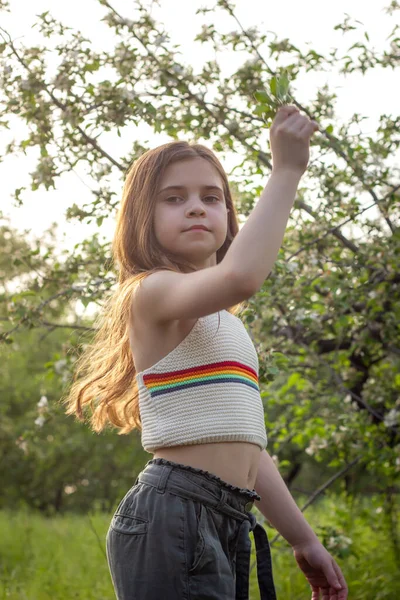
[137, 458, 277, 599]
[139, 457, 260, 517]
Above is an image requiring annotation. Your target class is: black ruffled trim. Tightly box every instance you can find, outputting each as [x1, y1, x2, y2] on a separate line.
[144, 457, 261, 501]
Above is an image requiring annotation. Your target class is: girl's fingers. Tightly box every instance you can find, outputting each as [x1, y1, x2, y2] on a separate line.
[298, 119, 319, 137]
[332, 561, 347, 597]
[273, 105, 299, 126]
[279, 112, 319, 137]
[278, 104, 299, 114]
[311, 585, 320, 600]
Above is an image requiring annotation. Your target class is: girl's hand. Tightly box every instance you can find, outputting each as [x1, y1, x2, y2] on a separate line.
[292, 539, 348, 600]
[269, 105, 319, 176]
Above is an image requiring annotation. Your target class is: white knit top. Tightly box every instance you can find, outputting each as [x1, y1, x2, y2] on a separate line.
[135, 309, 268, 453]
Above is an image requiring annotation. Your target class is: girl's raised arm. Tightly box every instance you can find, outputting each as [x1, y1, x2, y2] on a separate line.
[223, 105, 319, 292]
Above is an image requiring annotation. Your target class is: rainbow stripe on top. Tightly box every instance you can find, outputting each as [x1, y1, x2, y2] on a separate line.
[143, 360, 259, 397]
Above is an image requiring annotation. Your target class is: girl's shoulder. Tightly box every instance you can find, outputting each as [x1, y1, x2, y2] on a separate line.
[131, 265, 251, 327]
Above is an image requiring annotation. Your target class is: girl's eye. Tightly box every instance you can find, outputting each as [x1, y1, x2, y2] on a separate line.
[166, 196, 220, 203]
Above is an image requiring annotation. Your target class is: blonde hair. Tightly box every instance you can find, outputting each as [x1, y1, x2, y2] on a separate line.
[61, 140, 247, 434]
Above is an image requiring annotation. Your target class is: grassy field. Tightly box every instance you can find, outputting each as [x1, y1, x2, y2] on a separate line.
[0, 494, 398, 599]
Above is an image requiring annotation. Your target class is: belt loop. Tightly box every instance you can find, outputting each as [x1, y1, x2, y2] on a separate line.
[156, 465, 173, 494]
[216, 488, 228, 510]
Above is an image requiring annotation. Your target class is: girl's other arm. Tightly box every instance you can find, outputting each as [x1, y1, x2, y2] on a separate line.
[254, 449, 348, 598]
[254, 448, 317, 547]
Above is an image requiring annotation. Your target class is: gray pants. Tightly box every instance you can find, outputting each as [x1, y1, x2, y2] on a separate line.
[106, 457, 277, 599]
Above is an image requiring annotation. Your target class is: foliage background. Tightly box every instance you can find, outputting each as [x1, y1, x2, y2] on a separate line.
[0, 0, 399, 597]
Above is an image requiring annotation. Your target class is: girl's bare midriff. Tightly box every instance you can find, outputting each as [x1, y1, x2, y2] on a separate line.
[152, 441, 261, 490]
[129, 312, 262, 491]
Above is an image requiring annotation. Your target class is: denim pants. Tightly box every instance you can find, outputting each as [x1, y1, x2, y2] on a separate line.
[106, 457, 277, 599]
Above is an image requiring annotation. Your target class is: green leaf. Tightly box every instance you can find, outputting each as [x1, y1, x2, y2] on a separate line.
[146, 103, 156, 115]
[12, 291, 37, 300]
[287, 372, 303, 388]
[253, 90, 272, 104]
[267, 366, 280, 375]
[276, 72, 289, 99]
[269, 77, 277, 97]
[253, 104, 267, 116]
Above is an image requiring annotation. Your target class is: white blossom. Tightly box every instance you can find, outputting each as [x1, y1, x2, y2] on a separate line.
[20, 79, 32, 91]
[384, 408, 399, 428]
[120, 88, 136, 101]
[342, 536, 353, 546]
[115, 46, 128, 60]
[171, 64, 184, 74]
[35, 415, 46, 427]
[390, 40, 400, 55]
[54, 359, 67, 374]
[305, 435, 328, 456]
[294, 309, 306, 321]
[37, 395, 48, 408]
[15, 436, 28, 454]
[287, 261, 298, 272]
[154, 34, 168, 46]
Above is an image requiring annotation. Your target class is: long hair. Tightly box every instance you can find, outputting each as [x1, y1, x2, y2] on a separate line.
[61, 140, 247, 434]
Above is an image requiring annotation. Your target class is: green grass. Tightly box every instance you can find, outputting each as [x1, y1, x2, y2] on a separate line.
[0, 494, 398, 599]
[0, 510, 112, 600]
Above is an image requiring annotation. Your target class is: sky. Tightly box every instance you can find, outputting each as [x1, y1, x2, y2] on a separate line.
[0, 0, 398, 258]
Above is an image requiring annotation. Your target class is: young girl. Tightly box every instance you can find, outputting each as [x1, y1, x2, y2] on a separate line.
[64, 105, 348, 599]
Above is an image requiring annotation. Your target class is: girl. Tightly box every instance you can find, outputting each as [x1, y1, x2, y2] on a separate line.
[63, 105, 348, 599]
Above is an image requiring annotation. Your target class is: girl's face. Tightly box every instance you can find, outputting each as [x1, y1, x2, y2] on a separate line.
[153, 157, 230, 270]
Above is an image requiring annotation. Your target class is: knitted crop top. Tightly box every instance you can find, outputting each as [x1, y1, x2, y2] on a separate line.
[135, 309, 268, 453]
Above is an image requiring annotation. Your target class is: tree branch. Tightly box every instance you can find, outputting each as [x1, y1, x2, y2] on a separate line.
[219, 1, 399, 234]
[0, 27, 126, 173]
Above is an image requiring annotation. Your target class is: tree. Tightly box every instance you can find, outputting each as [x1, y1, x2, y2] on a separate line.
[0, 218, 148, 513]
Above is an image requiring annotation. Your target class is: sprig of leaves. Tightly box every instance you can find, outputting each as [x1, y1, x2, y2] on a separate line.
[253, 70, 294, 122]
